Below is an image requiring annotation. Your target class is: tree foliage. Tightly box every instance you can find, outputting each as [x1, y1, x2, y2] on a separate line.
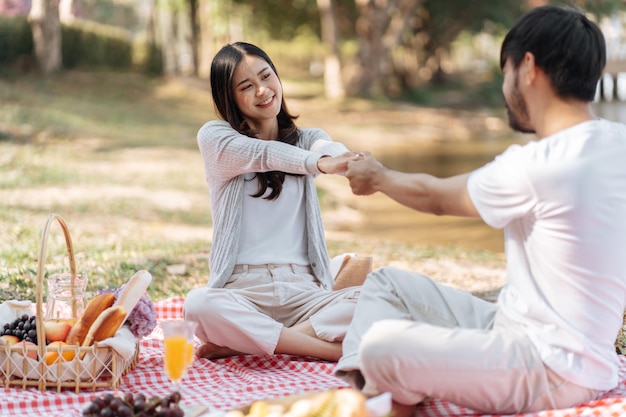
[232, 0, 320, 39]
[229, 0, 358, 40]
[347, 0, 625, 96]
[11, 0, 621, 96]
[215, 0, 623, 97]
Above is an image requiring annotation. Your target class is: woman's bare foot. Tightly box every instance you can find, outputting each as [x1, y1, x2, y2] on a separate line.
[196, 341, 243, 359]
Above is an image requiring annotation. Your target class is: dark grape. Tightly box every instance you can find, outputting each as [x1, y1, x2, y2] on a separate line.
[169, 392, 181, 404]
[92, 398, 106, 410]
[0, 315, 38, 344]
[82, 403, 99, 415]
[170, 408, 184, 417]
[82, 391, 184, 417]
[134, 399, 146, 411]
[117, 405, 132, 417]
[109, 398, 122, 412]
[99, 408, 113, 417]
[102, 393, 114, 405]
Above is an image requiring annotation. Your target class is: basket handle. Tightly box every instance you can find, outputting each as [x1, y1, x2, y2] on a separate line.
[35, 214, 77, 352]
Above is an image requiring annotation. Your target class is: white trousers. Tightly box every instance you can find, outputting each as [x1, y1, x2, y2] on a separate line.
[183, 263, 360, 355]
[335, 267, 598, 414]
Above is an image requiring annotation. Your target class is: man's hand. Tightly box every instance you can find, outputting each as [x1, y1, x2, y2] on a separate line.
[345, 152, 385, 195]
[317, 152, 361, 175]
[346, 152, 479, 217]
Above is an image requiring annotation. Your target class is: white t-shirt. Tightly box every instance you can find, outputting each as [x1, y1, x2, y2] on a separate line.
[467, 119, 626, 391]
[236, 173, 309, 266]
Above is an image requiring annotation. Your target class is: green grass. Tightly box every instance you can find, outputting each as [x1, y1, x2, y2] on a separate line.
[0, 70, 504, 304]
[0, 70, 217, 301]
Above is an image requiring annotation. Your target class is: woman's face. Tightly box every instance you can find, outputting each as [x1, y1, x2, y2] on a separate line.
[232, 54, 282, 129]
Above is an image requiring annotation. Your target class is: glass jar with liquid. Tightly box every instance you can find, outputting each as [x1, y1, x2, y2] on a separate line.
[45, 272, 88, 325]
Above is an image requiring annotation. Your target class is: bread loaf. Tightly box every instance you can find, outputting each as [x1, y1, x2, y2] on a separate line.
[65, 293, 116, 345]
[333, 389, 368, 417]
[234, 389, 368, 417]
[81, 306, 127, 347]
[113, 270, 152, 324]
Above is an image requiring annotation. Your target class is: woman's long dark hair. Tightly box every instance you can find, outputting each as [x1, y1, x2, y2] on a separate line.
[210, 42, 301, 200]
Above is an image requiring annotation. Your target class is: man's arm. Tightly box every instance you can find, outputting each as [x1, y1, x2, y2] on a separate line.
[345, 152, 480, 218]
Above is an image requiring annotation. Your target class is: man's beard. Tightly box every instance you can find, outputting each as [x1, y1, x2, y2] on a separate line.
[505, 76, 535, 134]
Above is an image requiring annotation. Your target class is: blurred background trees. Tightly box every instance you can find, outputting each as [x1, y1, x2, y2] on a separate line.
[1, 0, 624, 99]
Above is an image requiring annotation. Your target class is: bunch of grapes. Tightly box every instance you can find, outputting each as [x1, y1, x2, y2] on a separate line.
[82, 392, 184, 417]
[2, 314, 38, 344]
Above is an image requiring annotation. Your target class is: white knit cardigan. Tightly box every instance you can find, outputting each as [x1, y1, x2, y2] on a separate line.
[197, 120, 349, 290]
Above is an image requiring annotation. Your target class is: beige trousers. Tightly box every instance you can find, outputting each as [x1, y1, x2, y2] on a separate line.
[335, 267, 599, 414]
[183, 263, 360, 355]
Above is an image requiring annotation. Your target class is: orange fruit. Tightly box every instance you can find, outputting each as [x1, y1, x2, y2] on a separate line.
[44, 341, 76, 365]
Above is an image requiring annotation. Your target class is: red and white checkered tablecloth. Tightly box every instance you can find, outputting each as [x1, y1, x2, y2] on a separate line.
[1, 296, 626, 417]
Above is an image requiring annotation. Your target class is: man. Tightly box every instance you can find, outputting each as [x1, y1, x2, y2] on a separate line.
[336, 5, 626, 416]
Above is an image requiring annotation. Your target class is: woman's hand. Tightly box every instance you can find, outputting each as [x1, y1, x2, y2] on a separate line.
[317, 152, 362, 175]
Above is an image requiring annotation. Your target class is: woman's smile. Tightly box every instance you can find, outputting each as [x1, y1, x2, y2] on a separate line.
[258, 95, 274, 107]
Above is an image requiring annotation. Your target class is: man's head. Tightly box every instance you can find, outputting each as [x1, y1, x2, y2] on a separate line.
[500, 5, 606, 102]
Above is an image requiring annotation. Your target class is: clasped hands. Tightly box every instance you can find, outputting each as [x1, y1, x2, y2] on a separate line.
[317, 151, 384, 196]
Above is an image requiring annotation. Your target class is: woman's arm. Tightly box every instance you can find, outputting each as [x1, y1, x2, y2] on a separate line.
[198, 121, 324, 182]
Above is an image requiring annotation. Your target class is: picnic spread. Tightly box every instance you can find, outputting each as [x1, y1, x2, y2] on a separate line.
[1, 295, 626, 417]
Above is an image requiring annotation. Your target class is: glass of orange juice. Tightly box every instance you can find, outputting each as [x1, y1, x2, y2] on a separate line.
[162, 320, 197, 392]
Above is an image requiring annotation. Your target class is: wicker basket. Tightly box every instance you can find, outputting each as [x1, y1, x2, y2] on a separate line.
[0, 214, 138, 392]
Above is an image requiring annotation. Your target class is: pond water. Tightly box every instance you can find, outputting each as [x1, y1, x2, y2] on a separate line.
[349, 102, 626, 253]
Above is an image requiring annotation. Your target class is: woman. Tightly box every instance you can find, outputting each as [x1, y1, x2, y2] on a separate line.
[184, 42, 361, 361]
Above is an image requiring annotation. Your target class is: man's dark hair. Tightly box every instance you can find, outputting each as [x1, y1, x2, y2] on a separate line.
[500, 5, 606, 101]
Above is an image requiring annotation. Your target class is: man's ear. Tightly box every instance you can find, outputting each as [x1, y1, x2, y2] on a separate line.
[519, 52, 539, 85]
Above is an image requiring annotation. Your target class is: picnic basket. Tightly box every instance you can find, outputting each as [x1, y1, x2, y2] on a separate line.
[0, 213, 139, 392]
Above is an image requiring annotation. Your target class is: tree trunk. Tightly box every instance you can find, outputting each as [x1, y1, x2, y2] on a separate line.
[28, 0, 61, 75]
[156, 4, 178, 74]
[317, 0, 345, 99]
[59, 0, 75, 24]
[350, 0, 420, 97]
[188, 0, 199, 77]
[197, 0, 214, 78]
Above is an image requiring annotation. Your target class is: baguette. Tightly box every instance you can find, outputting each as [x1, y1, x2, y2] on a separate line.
[65, 293, 116, 345]
[82, 306, 127, 347]
[113, 270, 152, 324]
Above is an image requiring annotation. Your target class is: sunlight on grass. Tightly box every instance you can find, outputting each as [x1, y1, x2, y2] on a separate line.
[0, 70, 505, 303]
